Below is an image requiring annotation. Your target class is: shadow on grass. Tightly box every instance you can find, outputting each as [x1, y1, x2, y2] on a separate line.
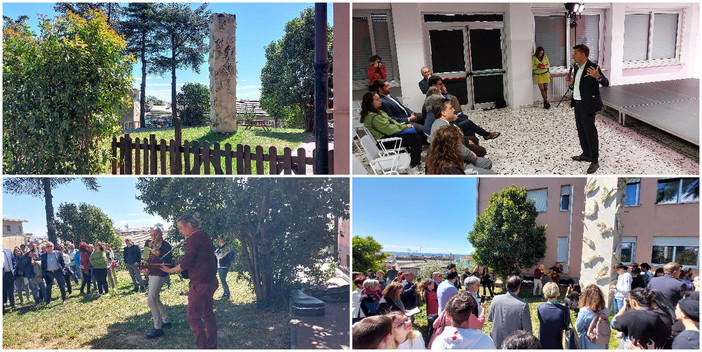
[195, 130, 309, 145]
[84, 300, 289, 349]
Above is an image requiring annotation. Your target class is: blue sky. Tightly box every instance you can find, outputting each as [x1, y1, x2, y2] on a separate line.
[352, 178, 479, 255]
[2, 2, 331, 101]
[3, 178, 168, 238]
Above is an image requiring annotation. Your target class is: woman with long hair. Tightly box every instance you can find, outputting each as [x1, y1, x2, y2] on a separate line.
[481, 267, 494, 297]
[387, 311, 426, 349]
[378, 281, 405, 315]
[426, 125, 465, 174]
[79, 242, 92, 295]
[532, 46, 551, 109]
[419, 278, 438, 338]
[104, 243, 118, 292]
[611, 287, 672, 349]
[575, 284, 609, 349]
[12, 247, 30, 304]
[361, 91, 422, 170]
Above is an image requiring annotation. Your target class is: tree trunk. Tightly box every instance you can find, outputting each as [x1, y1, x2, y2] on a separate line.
[139, 28, 147, 128]
[43, 178, 57, 244]
[170, 35, 177, 120]
[239, 232, 262, 301]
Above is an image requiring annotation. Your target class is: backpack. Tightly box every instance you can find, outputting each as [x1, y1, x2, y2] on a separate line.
[586, 311, 611, 345]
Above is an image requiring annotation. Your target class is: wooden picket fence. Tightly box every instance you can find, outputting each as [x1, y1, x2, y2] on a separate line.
[111, 119, 333, 175]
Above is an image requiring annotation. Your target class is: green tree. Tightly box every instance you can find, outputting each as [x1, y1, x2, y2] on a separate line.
[135, 177, 349, 306]
[3, 10, 135, 174]
[419, 261, 448, 281]
[55, 202, 119, 248]
[54, 3, 123, 30]
[352, 236, 388, 273]
[2, 15, 29, 31]
[176, 82, 210, 126]
[260, 7, 333, 132]
[123, 2, 161, 128]
[2, 178, 99, 244]
[468, 186, 547, 281]
[150, 3, 211, 120]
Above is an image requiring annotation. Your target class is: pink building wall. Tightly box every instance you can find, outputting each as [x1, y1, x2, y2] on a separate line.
[332, 3, 350, 174]
[338, 216, 351, 268]
[477, 178, 587, 279]
[477, 178, 699, 280]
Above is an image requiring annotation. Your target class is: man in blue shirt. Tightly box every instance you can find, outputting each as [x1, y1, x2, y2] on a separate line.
[437, 271, 459, 313]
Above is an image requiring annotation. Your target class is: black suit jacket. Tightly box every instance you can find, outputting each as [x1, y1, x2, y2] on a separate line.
[380, 93, 413, 123]
[418, 78, 429, 94]
[570, 60, 609, 115]
[40, 251, 66, 275]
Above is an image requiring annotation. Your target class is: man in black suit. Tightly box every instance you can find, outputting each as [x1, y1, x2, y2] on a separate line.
[565, 44, 609, 174]
[647, 262, 688, 310]
[418, 66, 432, 94]
[40, 242, 68, 305]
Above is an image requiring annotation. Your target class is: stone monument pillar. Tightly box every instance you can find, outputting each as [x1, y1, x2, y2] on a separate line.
[579, 177, 626, 308]
[209, 13, 237, 133]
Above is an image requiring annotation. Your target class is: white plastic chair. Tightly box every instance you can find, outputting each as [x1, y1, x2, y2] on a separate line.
[359, 135, 411, 175]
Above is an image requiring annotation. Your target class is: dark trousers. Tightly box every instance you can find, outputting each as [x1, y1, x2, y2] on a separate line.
[63, 272, 72, 295]
[94, 268, 109, 294]
[81, 270, 92, 294]
[574, 102, 599, 163]
[456, 114, 487, 137]
[43, 270, 67, 303]
[3, 271, 15, 307]
[482, 281, 494, 296]
[218, 268, 230, 297]
[382, 133, 422, 167]
[187, 279, 218, 349]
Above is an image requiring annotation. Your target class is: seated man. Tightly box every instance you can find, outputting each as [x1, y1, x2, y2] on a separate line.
[419, 66, 432, 94]
[427, 75, 500, 141]
[429, 97, 495, 174]
[352, 315, 394, 349]
[370, 80, 427, 142]
[424, 88, 486, 158]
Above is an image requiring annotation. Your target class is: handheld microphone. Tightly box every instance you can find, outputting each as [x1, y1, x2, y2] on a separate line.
[568, 63, 574, 79]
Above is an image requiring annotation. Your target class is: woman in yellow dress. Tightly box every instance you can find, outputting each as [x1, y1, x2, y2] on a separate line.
[532, 46, 550, 109]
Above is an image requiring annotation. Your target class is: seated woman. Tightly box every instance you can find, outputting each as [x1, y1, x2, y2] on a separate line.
[378, 282, 405, 315]
[361, 91, 422, 169]
[426, 125, 466, 174]
[387, 311, 426, 349]
[431, 291, 495, 349]
[536, 282, 570, 349]
[366, 55, 387, 85]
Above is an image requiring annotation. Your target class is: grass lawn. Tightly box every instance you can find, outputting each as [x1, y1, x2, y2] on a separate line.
[413, 285, 621, 349]
[2, 270, 290, 349]
[102, 126, 311, 174]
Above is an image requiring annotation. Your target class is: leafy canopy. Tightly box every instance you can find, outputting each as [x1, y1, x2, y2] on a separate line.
[56, 202, 119, 249]
[468, 186, 547, 281]
[260, 7, 333, 132]
[135, 177, 349, 305]
[352, 236, 388, 273]
[3, 9, 135, 174]
[176, 82, 211, 126]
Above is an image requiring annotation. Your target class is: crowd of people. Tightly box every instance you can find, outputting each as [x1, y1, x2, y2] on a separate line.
[363, 43, 608, 174]
[352, 261, 699, 350]
[3, 214, 226, 348]
[362, 55, 501, 175]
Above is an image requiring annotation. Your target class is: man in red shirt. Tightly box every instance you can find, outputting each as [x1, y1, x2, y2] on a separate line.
[161, 214, 218, 349]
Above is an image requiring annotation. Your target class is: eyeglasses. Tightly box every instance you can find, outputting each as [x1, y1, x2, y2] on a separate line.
[393, 318, 410, 329]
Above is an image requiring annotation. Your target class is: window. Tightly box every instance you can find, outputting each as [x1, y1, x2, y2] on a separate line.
[623, 11, 681, 65]
[534, 13, 600, 67]
[4, 225, 10, 232]
[560, 185, 571, 211]
[527, 188, 548, 212]
[651, 237, 699, 267]
[625, 178, 641, 206]
[621, 237, 637, 264]
[557, 237, 569, 262]
[656, 178, 699, 204]
[352, 12, 398, 84]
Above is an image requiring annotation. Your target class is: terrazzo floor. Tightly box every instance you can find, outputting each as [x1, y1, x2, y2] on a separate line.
[353, 105, 699, 175]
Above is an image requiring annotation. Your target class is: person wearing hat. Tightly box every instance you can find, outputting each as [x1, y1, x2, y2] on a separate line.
[672, 296, 699, 349]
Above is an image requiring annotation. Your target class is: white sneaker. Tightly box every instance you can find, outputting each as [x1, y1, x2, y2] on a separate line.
[407, 166, 420, 175]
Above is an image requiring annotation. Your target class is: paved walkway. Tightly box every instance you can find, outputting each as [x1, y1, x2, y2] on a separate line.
[290, 268, 349, 349]
[354, 105, 698, 175]
[293, 127, 334, 175]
